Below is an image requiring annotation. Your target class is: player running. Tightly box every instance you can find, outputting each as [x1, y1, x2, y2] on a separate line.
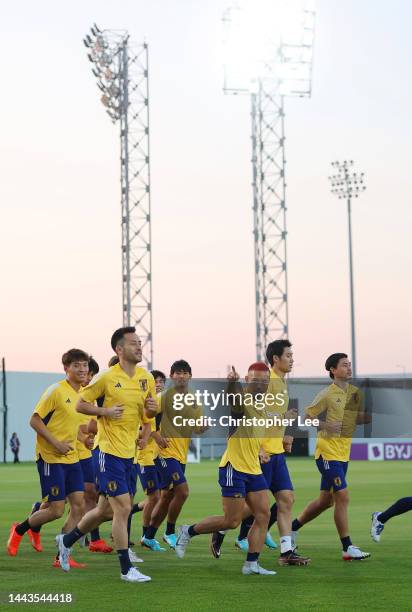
[143, 360, 206, 550]
[212, 340, 310, 566]
[55, 327, 158, 583]
[175, 362, 277, 576]
[291, 353, 371, 561]
[7, 349, 89, 569]
[371, 497, 412, 542]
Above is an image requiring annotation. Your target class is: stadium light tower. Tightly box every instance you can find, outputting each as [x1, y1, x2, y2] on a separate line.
[222, 1, 316, 360]
[83, 24, 153, 368]
[329, 160, 366, 378]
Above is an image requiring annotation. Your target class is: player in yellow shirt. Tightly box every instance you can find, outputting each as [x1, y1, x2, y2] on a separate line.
[291, 353, 371, 561]
[144, 360, 205, 550]
[213, 340, 310, 566]
[7, 349, 89, 563]
[56, 327, 158, 583]
[175, 362, 277, 576]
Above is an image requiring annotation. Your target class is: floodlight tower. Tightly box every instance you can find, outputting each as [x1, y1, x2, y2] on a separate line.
[222, 1, 315, 360]
[329, 160, 366, 378]
[83, 25, 153, 368]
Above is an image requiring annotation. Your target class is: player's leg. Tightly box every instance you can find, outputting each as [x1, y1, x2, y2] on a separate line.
[327, 461, 369, 560]
[176, 496, 246, 559]
[241, 486, 276, 575]
[146, 459, 187, 542]
[371, 497, 412, 542]
[27, 501, 45, 552]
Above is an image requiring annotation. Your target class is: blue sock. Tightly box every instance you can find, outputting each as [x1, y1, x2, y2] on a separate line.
[127, 513, 132, 546]
[90, 528, 100, 542]
[145, 525, 157, 540]
[292, 518, 302, 531]
[340, 536, 352, 552]
[188, 525, 198, 537]
[63, 527, 84, 548]
[268, 503, 278, 529]
[379, 497, 412, 524]
[117, 549, 132, 575]
[247, 552, 259, 562]
[238, 516, 253, 540]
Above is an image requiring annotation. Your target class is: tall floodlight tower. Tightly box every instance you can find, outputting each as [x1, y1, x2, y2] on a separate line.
[329, 160, 366, 378]
[222, 2, 315, 360]
[84, 25, 153, 368]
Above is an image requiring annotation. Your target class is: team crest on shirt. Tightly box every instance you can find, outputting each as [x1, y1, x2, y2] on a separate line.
[108, 481, 118, 492]
[51, 486, 60, 496]
[334, 477, 342, 487]
[139, 379, 148, 392]
[352, 393, 358, 402]
[172, 472, 180, 481]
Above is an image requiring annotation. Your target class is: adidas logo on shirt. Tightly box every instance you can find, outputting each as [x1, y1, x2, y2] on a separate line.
[65, 398, 71, 403]
[115, 382, 122, 388]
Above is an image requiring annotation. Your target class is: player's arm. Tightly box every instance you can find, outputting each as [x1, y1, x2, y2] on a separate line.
[305, 390, 341, 434]
[151, 429, 168, 449]
[137, 422, 152, 450]
[30, 388, 73, 455]
[355, 390, 372, 424]
[77, 371, 123, 419]
[226, 366, 244, 415]
[144, 375, 159, 418]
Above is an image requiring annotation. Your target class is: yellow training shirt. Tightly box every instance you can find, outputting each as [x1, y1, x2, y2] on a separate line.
[33, 379, 81, 464]
[305, 383, 363, 462]
[80, 363, 155, 459]
[219, 388, 266, 475]
[261, 370, 289, 455]
[135, 417, 159, 466]
[158, 387, 203, 464]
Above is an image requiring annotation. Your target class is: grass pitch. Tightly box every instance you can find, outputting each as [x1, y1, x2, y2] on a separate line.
[1, 459, 411, 611]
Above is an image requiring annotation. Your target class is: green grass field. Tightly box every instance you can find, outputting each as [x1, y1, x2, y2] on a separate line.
[1, 459, 411, 611]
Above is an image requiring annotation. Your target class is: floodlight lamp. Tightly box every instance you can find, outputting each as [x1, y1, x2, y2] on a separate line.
[87, 54, 95, 63]
[223, 0, 315, 95]
[94, 23, 102, 33]
[91, 27, 97, 36]
[83, 38, 90, 48]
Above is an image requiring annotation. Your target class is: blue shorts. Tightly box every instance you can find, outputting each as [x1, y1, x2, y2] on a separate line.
[98, 450, 134, 497]
[129, 463, 139, 497]
[316, 456, 348, 492]
[219, 463, 268, 498]
[80, 456, 95, 485]
[138, 462, 161, 494]
[157, 457, 186, 489]
[261, 453, 293, 493]
[37, 456, 84, 502]
[92, 447, 101, 491]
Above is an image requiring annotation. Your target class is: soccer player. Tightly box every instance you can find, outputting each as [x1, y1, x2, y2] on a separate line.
[143, 360, 205, 550]
[7, 349, 89, 566]
[56, 327, 158, 583]
[291, 353, 371, 560]
[371, 498, 412, 542]
[175, 363, 276, 576]
[216, 340, 310, 565]
[151, 369, 166, 395]
[77, 356, 113, 554]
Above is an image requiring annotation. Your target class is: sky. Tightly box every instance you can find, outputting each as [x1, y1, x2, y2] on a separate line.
[0, 0, 411, 378]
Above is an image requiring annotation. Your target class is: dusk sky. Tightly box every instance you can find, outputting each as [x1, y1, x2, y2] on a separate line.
[1, 0, 411, 377]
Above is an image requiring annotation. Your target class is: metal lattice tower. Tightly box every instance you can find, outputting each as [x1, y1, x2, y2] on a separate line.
[84, 25, 153, 368]
[252, 80, 288, 359]
[223, 3, 315, 360]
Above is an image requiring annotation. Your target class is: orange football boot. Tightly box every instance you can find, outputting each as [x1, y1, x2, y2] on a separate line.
[7, 523, 23, 556]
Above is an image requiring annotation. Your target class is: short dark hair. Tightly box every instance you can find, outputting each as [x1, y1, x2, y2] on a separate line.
[110, 326, 136, 351]
[325, 353, 348, 379]
[88, 356, 99, 376]
[266, 340, 292, 367]
[170, 360, 192, 376]
[151, 370, 166, 382]
[108, 355, 120, 367]
[62, 349, 89, 367]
